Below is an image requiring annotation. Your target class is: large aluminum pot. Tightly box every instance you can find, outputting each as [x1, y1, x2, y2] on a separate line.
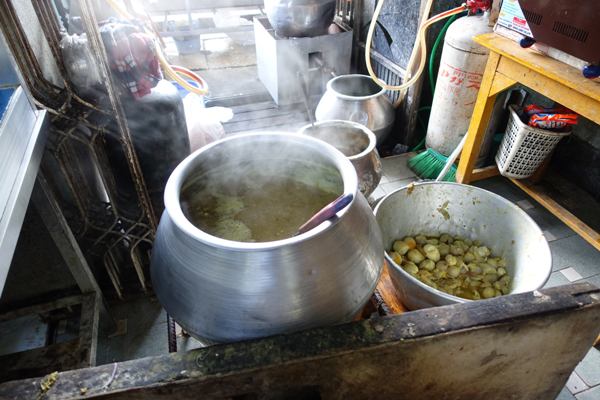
[298, 120, 382, 198]
[316, 74, 395, 144]
[151, 132, 383, 342]
[374, 182, 551, 310]
[264, 0, 336, 37]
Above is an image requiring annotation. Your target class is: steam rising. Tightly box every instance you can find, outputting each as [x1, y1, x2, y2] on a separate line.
[179, 136, 344, 242]
[301, 124, 369, 157]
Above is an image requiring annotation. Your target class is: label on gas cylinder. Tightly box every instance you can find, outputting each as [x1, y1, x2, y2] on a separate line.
[437, 62, 483, 106]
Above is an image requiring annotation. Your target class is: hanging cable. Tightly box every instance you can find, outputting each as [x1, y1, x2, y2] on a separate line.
[365, 1, 467, 92]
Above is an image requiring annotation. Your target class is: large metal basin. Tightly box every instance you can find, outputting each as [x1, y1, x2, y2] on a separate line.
[315, 74, 395, 144]
[151, 132, 383, 342]
[373, 182, 552, 310]
[264, 0, 336, 37]
[298, 120, 382, 198]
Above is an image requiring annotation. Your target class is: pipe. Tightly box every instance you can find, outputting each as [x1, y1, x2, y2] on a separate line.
[105, 0, 209, 96]
[391, 0, 434, 108]
[171, 65, 209, 93]
[365, 1, 467, 92]
[428, 14, 460, 94]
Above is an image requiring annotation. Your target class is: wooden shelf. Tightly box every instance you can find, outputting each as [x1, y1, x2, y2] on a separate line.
[458, 33, 600, 252]
[510, 178, 600, 251]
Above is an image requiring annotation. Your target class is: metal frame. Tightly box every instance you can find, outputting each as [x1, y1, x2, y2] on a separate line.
[0, 0, 159, 299]
[0, 293, 100, 383]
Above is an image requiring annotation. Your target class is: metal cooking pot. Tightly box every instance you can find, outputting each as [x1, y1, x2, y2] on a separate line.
[315, 74, 395, 144]
[298, 120, 382, 198]
[374, 182, 552, 310]
[264, 0, 336, 37]
[151, 132, 383, 342]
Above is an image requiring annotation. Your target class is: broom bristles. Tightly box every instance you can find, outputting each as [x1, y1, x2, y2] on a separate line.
[408, 149, 457, 181]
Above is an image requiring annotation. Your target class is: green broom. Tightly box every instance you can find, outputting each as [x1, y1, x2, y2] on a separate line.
[408, 148, 457, 181]
[408, 134, 467, 182]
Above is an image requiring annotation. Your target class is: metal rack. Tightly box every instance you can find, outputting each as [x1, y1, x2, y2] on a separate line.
[0, 0, 156, 299]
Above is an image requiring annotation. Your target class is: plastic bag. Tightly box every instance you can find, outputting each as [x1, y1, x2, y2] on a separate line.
[522, 104, 578, 130]
[60, 33, 102, 90]
[182, 93, 233, 151]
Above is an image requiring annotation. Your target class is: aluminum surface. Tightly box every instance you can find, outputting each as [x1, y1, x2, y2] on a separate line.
[264, 0, 336, 37]
[374, 182, 552, 310]
[151, 132, 383, 342]
[315, 74, 395, 144]
[254, 17, 352, 105]
[0, 88, 47, 295]
[299, 120, 382, 197]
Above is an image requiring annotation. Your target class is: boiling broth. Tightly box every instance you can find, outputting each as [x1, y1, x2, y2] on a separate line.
[181, 165, 342, 242]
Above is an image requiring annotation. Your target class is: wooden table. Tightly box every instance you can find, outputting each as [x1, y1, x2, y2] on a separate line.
[456, 32, 600, 251]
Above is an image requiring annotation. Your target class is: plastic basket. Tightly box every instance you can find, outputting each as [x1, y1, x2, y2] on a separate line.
[495, 105, 571, 179]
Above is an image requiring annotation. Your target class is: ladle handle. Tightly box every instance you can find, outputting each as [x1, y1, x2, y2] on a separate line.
[295, 193, 354, 236]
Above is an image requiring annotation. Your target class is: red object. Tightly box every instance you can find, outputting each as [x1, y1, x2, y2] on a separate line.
[524, 104, 572, 117]
[466, 0, 492, 13]
[100, 20, 162, 99]
[528, 113, 578, 129]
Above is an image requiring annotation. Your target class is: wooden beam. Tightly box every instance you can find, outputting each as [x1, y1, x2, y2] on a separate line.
[510, 178, 600, 251]
[78, 293, 100, 367]
[489, 71, 516, 96]
[0, 340, 82, 384]
[456, 52, 501, 184]
[496, 57, 600, 123]
[0, 294, 84, 322]
[473, 33, 600, 104]
[0, 293, 99, 383]
[31, 172, 108, 317]
[1, 283, 599, 399]
[468, 165, 500, 182]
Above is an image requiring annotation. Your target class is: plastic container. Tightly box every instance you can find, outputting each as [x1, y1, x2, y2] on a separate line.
[495, 105, 571, 179]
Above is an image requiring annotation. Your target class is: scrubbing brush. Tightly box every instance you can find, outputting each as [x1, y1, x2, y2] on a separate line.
[408, 134, 467, 182]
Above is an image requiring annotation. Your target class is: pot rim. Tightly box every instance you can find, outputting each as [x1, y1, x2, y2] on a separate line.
[163, 132, 359, 250]
[373, 181, 553, 304]
[326, 74, 387, 101]
[298, 120, 377, 161]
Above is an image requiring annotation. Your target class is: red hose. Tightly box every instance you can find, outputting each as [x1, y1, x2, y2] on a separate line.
[171, 65, 209, 93]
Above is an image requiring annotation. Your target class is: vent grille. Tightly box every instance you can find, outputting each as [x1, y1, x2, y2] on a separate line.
[522, 9, 543, 25]
[552, 20, 589, 42]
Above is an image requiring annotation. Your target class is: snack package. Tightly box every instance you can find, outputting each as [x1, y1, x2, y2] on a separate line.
[523, 104, 572, 116]
[528, 113, 578, 129]
[522, 104, 578, 130]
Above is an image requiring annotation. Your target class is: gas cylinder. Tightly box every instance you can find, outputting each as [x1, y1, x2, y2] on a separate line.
[426, 13, 493, 157]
